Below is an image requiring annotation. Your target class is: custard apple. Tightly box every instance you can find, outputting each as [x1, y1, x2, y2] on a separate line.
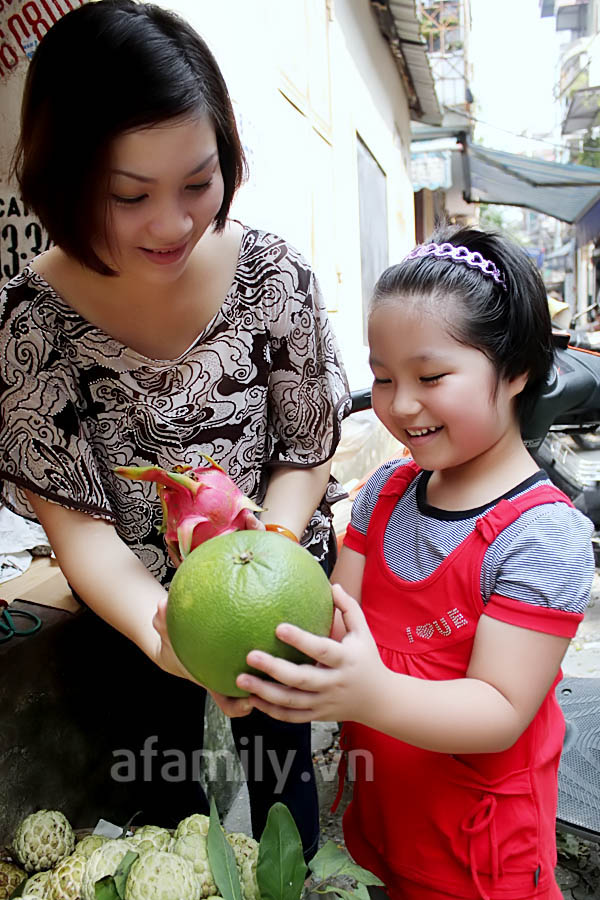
[128, 825, 173, 853]
[13, 810, 75, 873]
[80, 838, 135, 900]
[226, 834, 259, 900]
[171, 832, 217, 898]
[47, 852, 87, 900]
[73, 835, 110, 859]
[124, 850, 200, 900]
[21, 870, 52, 896]
[0, 860, 27, 899]
[174, 814, 210, 840]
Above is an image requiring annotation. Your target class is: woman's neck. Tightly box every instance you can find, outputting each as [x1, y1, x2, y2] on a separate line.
[31, 220, 244, 359]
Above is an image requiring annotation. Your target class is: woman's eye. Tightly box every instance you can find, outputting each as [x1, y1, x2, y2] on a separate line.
[111, 194, 146, 205]
[186, 179, 213, 192]
[420, 374, 445, 384]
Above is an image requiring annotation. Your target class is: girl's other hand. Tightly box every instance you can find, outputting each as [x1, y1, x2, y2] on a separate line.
[236, 583, 385, 724]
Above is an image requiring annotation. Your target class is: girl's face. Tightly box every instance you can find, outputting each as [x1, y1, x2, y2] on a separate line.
[96, 114, 224, 281]
[368, 299, 527, 475]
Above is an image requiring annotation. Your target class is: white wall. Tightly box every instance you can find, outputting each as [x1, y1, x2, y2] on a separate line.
[165, 0, 415, 390]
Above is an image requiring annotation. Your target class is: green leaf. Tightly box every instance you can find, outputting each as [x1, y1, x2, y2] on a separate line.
[207, 796, 243, 900]
[113, 850, 139, 898]
[309, 842, 383, 887]
[8, 879, 26, 899]
[94, 875, 121, 900]
[322, 887, 370, 900]
[257, 802, 306, 900]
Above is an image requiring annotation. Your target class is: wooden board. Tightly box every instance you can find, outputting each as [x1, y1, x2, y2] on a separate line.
[0, 556, 78, 612]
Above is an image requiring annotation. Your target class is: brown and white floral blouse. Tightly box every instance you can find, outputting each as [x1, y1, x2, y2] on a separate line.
[0, 225, 351, 585]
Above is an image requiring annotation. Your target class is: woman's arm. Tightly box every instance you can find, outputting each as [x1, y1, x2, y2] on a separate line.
[260, 459, 332, 540]
[25, 490, 183, 676]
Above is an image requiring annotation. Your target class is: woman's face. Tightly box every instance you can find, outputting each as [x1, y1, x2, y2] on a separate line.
[96, 114, 224, 281]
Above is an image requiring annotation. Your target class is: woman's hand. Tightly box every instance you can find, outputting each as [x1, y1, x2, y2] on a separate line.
[167, 515, 266, 569]
[235, 584, 386, 724]
[152, 596, 252, 715]
[152, 595, 197, 678]
[208, 689, 253, 718]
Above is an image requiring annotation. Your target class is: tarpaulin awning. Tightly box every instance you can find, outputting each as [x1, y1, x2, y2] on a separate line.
[464, 142, 600, 236]
[562, 86, 600, 134]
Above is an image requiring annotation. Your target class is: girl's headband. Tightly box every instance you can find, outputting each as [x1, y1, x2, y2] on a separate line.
[404, 242, 507, 291]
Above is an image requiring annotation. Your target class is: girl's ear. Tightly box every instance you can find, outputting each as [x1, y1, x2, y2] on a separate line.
[508, 371, 528, 398]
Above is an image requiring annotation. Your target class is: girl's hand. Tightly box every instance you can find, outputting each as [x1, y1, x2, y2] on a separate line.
[236, 584, 386, 723]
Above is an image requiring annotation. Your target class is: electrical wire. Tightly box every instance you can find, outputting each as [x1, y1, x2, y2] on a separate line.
[442, 104, 600, 153]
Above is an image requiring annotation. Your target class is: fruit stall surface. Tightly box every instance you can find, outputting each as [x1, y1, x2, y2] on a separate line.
[0, 559, 161, 843]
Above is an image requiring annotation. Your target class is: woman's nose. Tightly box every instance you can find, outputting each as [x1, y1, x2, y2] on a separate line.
[148, 198, 193, 242]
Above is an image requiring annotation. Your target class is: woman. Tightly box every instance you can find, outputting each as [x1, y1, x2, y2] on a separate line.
[0, 0, 350, 852]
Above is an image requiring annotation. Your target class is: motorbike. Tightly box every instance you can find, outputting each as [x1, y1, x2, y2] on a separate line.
[348, 329, 600, 841]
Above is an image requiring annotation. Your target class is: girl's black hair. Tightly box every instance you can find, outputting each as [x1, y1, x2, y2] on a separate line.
[371, 224, 554, 426]
[11, 0, 247, 275]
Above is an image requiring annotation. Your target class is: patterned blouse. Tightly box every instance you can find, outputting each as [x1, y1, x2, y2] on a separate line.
[0, 225, 351, 585]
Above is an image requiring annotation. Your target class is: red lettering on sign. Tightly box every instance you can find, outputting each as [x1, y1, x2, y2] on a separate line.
[7, 12, 28, 51]
[0, 0, 84, 78]
[0, 37, 18, 71]
[38, 0, 58, 24]
[22, 2, 52, 41]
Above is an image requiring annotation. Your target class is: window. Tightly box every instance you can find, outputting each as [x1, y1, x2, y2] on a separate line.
[356, 135, 388, 343]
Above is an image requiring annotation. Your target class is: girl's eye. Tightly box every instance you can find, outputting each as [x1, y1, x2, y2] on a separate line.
[186, 179, 213, 192]
[111, 194, 146, 206]
[373, 377, 392, 385]
[420, 374, 445, 384]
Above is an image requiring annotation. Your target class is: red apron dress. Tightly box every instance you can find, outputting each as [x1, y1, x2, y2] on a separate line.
[339, 462, 583, 900]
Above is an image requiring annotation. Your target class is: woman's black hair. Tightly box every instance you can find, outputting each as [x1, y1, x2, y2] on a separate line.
[11, 0, 247, 274]
[371, 224, 554, 426]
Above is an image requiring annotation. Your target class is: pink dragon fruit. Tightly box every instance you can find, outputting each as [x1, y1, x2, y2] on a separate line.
[115, 455, 264, 560]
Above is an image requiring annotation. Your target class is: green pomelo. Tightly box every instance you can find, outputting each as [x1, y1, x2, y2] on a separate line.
[167, 530, 333, 697]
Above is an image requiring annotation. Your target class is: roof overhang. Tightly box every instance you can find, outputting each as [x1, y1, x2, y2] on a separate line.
[370, 0, 442, 125]
[464, 142, 600, 241]
[409, 126, 600, 244]
[562, 85, 600, 133]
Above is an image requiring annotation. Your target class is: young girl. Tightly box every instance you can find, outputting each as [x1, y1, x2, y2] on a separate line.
[0, 0, 349, 848]
[236, 226, 595, 899]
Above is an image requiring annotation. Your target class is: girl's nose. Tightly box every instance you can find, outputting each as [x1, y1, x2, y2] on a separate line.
[390, 387, 422, 418]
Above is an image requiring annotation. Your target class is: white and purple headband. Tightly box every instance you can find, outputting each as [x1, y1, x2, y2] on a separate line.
[404, 242, 507, 291]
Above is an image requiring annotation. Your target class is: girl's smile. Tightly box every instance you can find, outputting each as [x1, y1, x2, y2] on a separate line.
[368, 302, 528, 483]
